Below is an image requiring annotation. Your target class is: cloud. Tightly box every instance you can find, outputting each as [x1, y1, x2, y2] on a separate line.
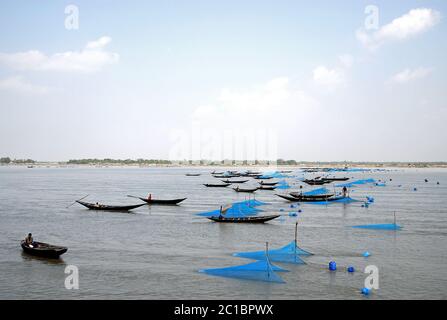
[193, 77, 317, 125]
[312, 66, 345, 91]
[0, 76, 51, 95]
[338, 54, 354, 68]
[357, 8, 441, 50]
[0, 36, 119, 73]
[386, 67, 432, 85]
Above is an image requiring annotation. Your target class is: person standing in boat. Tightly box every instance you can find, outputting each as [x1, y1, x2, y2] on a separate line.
[342, 186, 348, 197]
[147, 193, 152, 201]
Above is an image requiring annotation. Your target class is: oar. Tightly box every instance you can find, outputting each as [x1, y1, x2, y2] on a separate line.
[127, 195, 142, 200]
[66, 194, 89, 208]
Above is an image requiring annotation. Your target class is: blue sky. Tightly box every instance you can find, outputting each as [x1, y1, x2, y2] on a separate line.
[0, 1, 446, 161]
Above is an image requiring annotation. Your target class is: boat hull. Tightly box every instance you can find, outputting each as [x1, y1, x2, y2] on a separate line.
[208, 215, 280, 223]
[21, 241, 67, 259]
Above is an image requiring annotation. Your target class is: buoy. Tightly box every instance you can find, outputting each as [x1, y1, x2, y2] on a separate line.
[437, 182, 440, 185]
[329, 261, 337, 271]
[424, 179, 428, 182]
[361, 287, 370, 295]
[299, 185, 303, 189]
[363, 251, 370, 257]
[347, 266, 355, 273]
[390, 178, 392, 181]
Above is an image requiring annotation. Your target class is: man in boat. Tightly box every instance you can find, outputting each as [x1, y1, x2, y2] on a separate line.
[218, 206, 223, 220]
[342, 186, 348, 197]
[147, 193, 152, 201]
[24, 233, 37, 247]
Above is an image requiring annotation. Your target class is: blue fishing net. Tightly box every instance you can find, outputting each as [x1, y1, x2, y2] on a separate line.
[276, 180, 291, 190]
[335, 179, 376, 188]
[307, 197, 360, 205]
[196, 205, 261, 218]
[199, 259, 287, 283]
[351, 223, 402, 230]
[258, 171, 288, 179]
[302, 187, 330, 196]
[233, 241, 312, 264]
[196, 198, 268, 218]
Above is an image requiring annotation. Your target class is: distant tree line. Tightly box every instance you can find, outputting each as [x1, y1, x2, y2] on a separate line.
[67, 158, 172, 165]
[0, 157, 36, 164]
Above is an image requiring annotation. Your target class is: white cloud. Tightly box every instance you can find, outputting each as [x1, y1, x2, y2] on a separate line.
[357, 8, 441, 50]
[338, 54, 354, 68]
[0, 36, 119, 73]
[0, 76, 51, 95]
[387, 67, 432, 85]
[193, 77, 317, 125]
[312, 66, 345, 91]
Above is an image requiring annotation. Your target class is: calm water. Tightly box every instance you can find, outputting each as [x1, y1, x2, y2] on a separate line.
[0, 166, 446, 300]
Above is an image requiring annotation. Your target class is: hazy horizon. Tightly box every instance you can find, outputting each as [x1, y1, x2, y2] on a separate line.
[1, 1, 446, 162]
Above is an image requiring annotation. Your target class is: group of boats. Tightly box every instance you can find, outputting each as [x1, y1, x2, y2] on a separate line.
[20, 169, 352, 259]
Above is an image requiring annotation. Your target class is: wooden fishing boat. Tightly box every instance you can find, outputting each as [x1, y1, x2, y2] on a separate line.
[322, 177, 349, 181]
[211, 171, 224, 175]
[289, 192, 335, 200]
[76, 200, 145, 211]
[204, 183, 231, 187]
[127, 195, 187, 205]
[303, 179, 331, 185]
[276, 194, 300, 202]
[207, 215, 280, 223]
[277, 194, 345, 202]
[233, 187, 258, 193]
[258, 186, 277, 190]
[21, 241, 67, 258]
[185, 173, 201, 176]
[259, 181, 278, 186]
[221, 179, 249, 184]
[254, 176, 273, 180]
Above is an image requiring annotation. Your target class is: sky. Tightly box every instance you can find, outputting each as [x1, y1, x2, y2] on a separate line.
[0, 0, 446, 162]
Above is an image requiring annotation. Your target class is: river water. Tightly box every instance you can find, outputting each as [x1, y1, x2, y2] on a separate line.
[0, 166, 446, 299]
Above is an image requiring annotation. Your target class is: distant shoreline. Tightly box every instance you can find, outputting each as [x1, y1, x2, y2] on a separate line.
[1, 162, 447, 169]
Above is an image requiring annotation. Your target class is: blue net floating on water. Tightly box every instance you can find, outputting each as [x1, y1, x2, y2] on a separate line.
[302, 187, 330, 196]
[335, 179, 376, 188]
[196, 199, 267, 217]
[276, 180, 291, 190]
[199, 259, 288, 283]
[233, 241, 312, 264]
[307, 197, 360, 205]
[351, 223, 402, 230]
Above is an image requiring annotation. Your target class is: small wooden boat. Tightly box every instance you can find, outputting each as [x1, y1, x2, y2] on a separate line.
[211, 171, 224, 175]
[276, 194, 300, 202]
[259, 181, 278, 186]
[221, 179, 249, 184]
[289, 192, 335, 200]
[76, 200, 145, 211]
[258, 186, 277, 190]
[254, 176, 272, 180]
[303, 179, 331, 185]
[185, 173, 201, 176]
[207, 215, 280, 223]
[322, 177, 349, 181]
[127, 195, 187, 205]
[277, 194, 345, 202]
[21, 241, 67, 258]
[204, 183, 231, 187]
[233, 187, 258, 193]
